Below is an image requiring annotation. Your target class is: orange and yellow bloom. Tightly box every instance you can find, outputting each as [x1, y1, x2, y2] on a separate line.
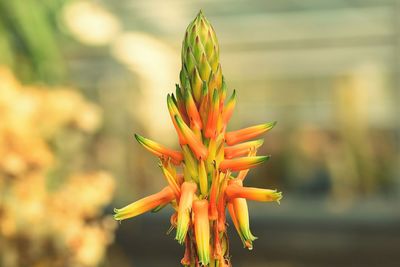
[114, 10, 282, 266]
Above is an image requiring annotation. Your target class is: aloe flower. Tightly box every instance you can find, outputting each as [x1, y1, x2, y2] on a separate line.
[114, 10, 282, 266]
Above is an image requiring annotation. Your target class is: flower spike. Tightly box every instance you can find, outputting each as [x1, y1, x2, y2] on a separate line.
[115, 10, 282, 266]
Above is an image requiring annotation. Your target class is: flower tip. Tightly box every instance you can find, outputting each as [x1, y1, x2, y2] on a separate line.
[252, 155, 271, 166]
[167, 94, 173, 105]
[275, 191, 283, 204]
[259, 155, 270, 163]
[266, 121, 277, 130]
[113, 213, 122, 221]
[134, 133, 143, 143]
[175, 234, 186, 245]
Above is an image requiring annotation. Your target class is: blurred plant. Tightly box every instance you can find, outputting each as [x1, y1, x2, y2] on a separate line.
[0, 0, 68, 83]
[0, 67, 116, 267]
[61, 0, 120, 46]
[114, 11, 282, 266]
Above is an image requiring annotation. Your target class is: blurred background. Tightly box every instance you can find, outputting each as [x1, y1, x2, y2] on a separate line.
[0, 0, 399, 267]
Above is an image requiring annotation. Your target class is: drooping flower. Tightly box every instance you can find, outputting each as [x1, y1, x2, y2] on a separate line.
[114, 10, 282, 266]
[176, 181, 198, 244]
[193, 199, 211, 265]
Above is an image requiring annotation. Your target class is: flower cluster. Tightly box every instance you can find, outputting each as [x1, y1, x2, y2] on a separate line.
[0, 67, 115, 267]
[114, 11, 282, 266]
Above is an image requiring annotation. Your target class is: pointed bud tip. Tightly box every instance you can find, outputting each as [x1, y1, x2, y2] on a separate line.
[134, 133, 142, 143]
[258, 155, 271, 163]
[197, 9, 205, 19]
[267, 121, 277, 129]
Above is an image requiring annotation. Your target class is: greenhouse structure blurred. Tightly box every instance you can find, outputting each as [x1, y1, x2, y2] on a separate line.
[0, 0, 399, 267]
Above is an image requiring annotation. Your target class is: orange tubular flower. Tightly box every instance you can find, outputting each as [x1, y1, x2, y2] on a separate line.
[176, 181, 198, 244]
[193, 199, 210, 265]
[208, 170, 219, 221]
[114, 186, 175, 221]
[226, 179, 282, 203]
[175, 84, 190, 124]
[217, 174, 229, 233]
[114, 11, 282, 266]
[167, 94, 188, 145]
[185, 88, 203, 130]
[222, 90, 236, 129]
[220, 156, 270, 172]
[198, 160, 208, 196]
[175, 115, 208, 160]
[205, 89, 220, 139]
[224, 139, 264, 159]
[225, 122, 277, 146]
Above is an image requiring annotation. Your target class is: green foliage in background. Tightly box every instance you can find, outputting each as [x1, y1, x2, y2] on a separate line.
[0, 0, 67, 84]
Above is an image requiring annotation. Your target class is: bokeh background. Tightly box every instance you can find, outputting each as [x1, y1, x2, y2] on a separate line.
[1, 0, 399, 267]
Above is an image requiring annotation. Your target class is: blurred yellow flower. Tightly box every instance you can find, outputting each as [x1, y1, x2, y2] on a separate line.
[0, 66, 115, 267]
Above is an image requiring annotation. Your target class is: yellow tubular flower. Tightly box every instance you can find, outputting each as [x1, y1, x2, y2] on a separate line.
[231, 197, 257, 250]
[226, 178, 282, 203]
[114, 186, 175, 221]
[135, 134, 183, 164]
[176, 181, 198, 244]
[193, 199, 210, 265]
